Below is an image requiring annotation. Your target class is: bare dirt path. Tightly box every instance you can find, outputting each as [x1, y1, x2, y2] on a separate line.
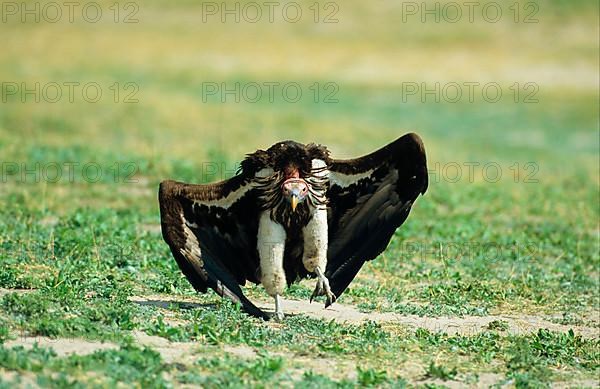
[256, 297, 599, 338]
[3, 337, 118, 357]
[127, 294, 599, 338]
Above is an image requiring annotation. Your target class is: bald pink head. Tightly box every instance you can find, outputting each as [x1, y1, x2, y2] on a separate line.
[282, 178, 308, 211]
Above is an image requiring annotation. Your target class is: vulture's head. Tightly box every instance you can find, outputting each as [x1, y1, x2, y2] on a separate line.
[281, 175, 308, 212]
[245, 141, 330, 214]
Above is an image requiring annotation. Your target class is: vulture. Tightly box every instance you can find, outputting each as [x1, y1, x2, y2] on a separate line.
[159, 133, 428, 320]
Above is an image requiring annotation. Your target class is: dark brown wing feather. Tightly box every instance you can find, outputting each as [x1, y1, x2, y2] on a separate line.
[325, 133, 428, 300]
[158, 176, 269, 319]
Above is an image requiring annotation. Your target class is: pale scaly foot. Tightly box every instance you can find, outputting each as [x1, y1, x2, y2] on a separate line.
[273, 294, 284, 321]
[310, 267, 336, 307]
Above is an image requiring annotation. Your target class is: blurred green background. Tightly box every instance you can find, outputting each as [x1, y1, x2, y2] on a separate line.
[0, 0, 597, 212]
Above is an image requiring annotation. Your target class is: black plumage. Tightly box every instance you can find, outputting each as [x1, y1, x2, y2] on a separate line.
[158, 133, 428, 319]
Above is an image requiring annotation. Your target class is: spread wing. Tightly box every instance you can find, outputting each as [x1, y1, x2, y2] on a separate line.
[325, 133, 428, 299]
[158, 172, 270, 319]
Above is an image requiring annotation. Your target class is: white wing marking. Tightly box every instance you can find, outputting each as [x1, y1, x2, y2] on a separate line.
[329, 169, 374, 188]
[191, 168, 273, 209]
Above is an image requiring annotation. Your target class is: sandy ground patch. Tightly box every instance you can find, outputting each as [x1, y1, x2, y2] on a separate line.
[0, 369, 40, 388]
[256, 298, 600, 339]
[129, 294, 599, 338]
[4, 336, 118, 357]
[552, 379, 600, 389]
[131, 331, 200, 364]
[0, 288, 35, 297]
[223, 344, 258, 359]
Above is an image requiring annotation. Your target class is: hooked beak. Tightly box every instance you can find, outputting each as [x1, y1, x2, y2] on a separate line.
[282, 177, 307, 212]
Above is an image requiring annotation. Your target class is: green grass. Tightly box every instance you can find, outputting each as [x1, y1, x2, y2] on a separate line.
[0, 0, 598, 386]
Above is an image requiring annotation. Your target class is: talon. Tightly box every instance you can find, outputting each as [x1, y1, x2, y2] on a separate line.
[310, 289, 321, 304]
[312, 267, 335, 308]
[310, 279, 323, 303]
[324, 292, 337, 308]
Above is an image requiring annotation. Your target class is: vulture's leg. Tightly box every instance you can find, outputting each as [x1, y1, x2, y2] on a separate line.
[257, 212, 287, 320]
[274, 294, 284, 321]
[303, 207, 336, 307]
